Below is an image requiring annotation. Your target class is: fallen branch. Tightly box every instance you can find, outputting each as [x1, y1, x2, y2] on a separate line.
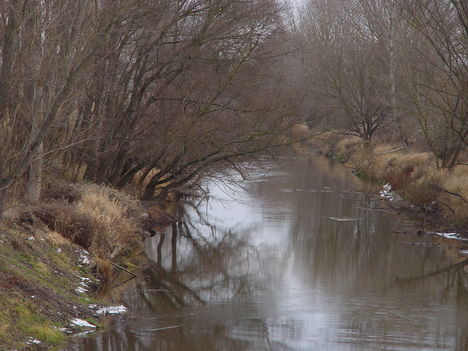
[109, 261, 138, 278]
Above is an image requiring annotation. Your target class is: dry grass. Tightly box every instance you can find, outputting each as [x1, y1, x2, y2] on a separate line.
[372, 151, 467, 228]
[75, 184, 142, 257]
[309, 131, 341, 153]
[42, 183, 81, 203]
[95, 257, 113, 282]
[441, 165, 468, 200]
[32, 202, 99, 249]
[323, 135, 468, 230]
[46, 230, 74, 247]
[20, 183, 144, 258]
[335, 136, 362, 155]
[288, 123, 312, 144]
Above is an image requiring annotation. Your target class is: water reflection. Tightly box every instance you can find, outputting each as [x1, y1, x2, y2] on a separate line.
[63, 158, 468, 351]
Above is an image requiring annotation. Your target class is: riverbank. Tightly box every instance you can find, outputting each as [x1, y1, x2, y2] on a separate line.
[0, 183, 154, 350]
[302, 133, 468, 239]
[1, 137, 466, 349]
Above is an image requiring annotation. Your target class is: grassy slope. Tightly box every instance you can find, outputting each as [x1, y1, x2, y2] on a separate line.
[0, 183, 146, 350]
[0, 223, 100, 350]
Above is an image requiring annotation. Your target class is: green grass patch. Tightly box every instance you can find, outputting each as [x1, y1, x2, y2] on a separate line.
[28, 324, 66, 344]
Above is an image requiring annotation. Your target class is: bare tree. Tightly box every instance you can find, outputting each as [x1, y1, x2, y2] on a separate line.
[63, 0, 292, 198]
[299, 0, 390, 143]
[0, 0, 112, 212]
[0, 0, 293, 215]
[399, 0, 467, 167]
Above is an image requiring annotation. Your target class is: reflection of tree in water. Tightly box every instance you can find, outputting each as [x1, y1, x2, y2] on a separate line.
[392, 258, 468, 297]
[72, 319, 295, 351]
[66, 199, 298, 351]
[140, 200, 265, 309]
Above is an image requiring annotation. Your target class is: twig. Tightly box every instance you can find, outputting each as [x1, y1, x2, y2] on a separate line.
[433, 185, 468, 204]
[378, 146, 404, 154]
[109, 261, 138, 277]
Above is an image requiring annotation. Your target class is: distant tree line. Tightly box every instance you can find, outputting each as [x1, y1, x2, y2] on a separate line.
[294, 0, 467, 166]
[0, 0, 297, 214]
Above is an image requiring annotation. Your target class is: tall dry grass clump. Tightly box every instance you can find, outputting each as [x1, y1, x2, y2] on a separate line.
[75, 184, 142, 257]
[369, 149, 467, 229]
[23, 183, 144, 259]
[310, 131, 341, 154]
[31, 202, 100, 249]
[335, 136, 362, 156]
[368, 151, 436, 190]
[436, 165, 468, 227]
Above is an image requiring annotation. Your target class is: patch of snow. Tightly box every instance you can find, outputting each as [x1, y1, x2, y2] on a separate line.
[96, 305, 127, 315]
[30, 295, 36, 299]
[431, 232, 468, 241]
[460, 250, 468, 256]
[70, 318, 96, 328]
[57, 248, 62, 253]
[80, 277, 91, 287]
[75, 286, 87, 294]
[88, 304, 98, 309]
[79, 253, 90, 265]
[28, 236, 35, 241]
[76, 249, 91, 265]
[27, 338, 41, 345]
[78, 278, 91, 292]
[379, 183, 401, 202]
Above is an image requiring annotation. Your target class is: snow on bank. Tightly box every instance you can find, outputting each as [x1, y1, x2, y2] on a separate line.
[75, 286, 87, 294]
[96, 305, 127, 315]
[75, 248, 91, 266]
[75, 276, 92, 294]
[379, 183, 401, 202]
[27, 338, 41, 345]
[431, 232, 468, 241]
[79, 252, 90, 265]
[70, 318, 96, 328]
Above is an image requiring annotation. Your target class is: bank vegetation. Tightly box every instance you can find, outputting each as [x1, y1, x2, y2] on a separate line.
[291, 0, 467, 233]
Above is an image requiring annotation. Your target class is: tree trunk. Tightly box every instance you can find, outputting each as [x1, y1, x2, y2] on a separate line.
[0, 5, 18, 121]
[25, 142, 44, 203]
[0, 187, 7, 218]
[171, 223, 178, 273]
[390, 30, 405, 147]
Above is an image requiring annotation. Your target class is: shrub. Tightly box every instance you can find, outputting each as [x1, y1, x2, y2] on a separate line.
[75, 184, 141, 257]
[32, 202, 98, 250]
[41, 183, 81, 203]
[20, 182, 144, 258]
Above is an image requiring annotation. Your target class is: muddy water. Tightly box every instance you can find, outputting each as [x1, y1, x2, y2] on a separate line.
[63, 157, 468, 351]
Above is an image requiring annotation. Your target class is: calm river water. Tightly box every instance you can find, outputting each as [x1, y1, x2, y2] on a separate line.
[62, 157, 468, 351]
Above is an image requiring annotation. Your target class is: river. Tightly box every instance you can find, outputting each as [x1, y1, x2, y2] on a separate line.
[62, 157, 468, 351]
